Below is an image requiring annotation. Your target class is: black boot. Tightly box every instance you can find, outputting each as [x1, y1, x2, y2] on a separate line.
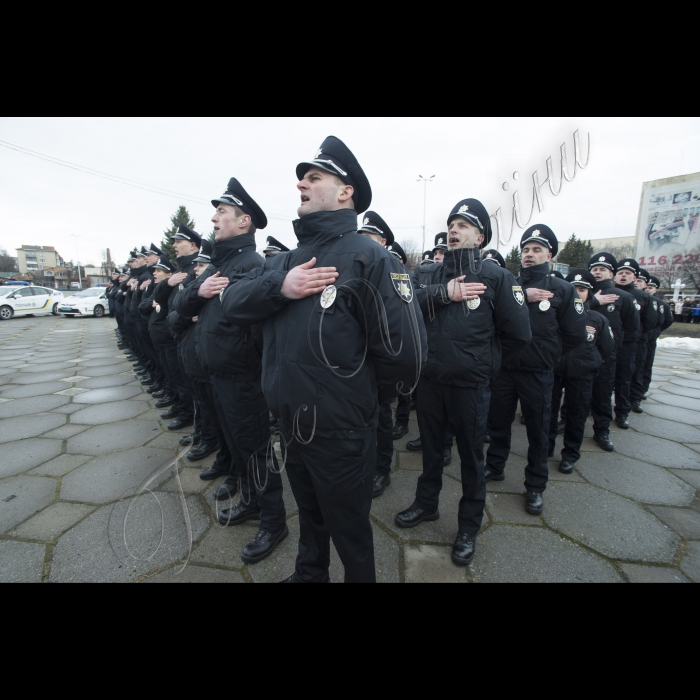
[241, 527, 290, 564]
[372, 474, 391, 499]
[452, 533, 476, 567]
[406, 438, 423, 452]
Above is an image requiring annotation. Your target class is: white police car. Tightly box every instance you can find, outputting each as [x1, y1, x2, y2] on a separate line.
[0, 286, 65, 321]
[59, 288, 110, 318]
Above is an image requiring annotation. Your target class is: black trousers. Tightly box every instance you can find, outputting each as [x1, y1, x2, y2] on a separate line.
[286, 433, 376, 583]
[395, 391, 413, 427]
[642, 337, 659, 395]
[375, 402, 395, 478]
[189, 379, 218, 445]
[202, 381, 232, 472]
[159, 343, 194, 420]
[549, 374, 594, 464]
[615, 344, 636, 419]
[123, 315, 143, 360]
[137, 321, 163, 382]
[415, 377, 488, 537]
[487, 368, 554, 494]
[213, 377, 286, 534]
[630, 340, 649, 403]
[591, 356, 617, 437]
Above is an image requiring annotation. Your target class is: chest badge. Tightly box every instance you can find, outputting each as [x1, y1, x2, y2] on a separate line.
[574, 299, 584, 315]
[513, 287, 525, 306]
[390, 274, 413, 304]
[607, 304, 616, 314]
[156, 305, 161, 314]
[468, 298, 481, 311]
[179, 284, 184, 292]
[587, 329, 597, 343]
[539, 300, 551, 312]
[219, 289, 226, 303]
[321, 285, 337, 310]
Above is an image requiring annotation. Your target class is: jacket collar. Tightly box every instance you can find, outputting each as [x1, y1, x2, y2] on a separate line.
[211, 234, 257, 266]
[444, 248, 482, 278]
[594, 278, 614, 293]
[520, 262, 551, 284]
[293, 209, 358, 246]
[616, 282, 636, 294]
[177, 252, 199, 269]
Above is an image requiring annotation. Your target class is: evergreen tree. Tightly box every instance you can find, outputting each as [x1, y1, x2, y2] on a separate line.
[506, 246, 521, 276]
[558, 235, 595, 270]
[161, 206, 195, 265]
[207, 230, 217, 246]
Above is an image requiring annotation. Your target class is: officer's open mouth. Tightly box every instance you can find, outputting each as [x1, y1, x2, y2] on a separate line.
[300, 195, 310, 204]
[449, 237, 460, 246]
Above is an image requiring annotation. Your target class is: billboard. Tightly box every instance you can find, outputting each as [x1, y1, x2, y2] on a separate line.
[635, 173, 700, 274]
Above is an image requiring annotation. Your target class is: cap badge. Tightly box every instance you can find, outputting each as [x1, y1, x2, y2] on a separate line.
[486, 254, 493, 259]
[575, 275, 583, 282]
[439, 238, 445, 245]
[315, 149, 323, 159]
[390, 273, 413, 304]
[364, 218, 370, 226]
[459, 205, 469, 213]
[320, 285, 337, 310]
[600, 257, 607, 263]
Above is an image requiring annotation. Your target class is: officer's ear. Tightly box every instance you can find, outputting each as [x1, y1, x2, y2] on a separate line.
[337, 183, 355, 207]
[546, 253, 553, 263]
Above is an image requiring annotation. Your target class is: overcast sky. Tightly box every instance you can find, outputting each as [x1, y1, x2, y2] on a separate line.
[1, 117, 699, 268]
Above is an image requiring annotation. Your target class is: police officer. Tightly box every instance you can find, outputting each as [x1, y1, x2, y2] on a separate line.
[397, 199, 532, 567]
[642, 276, 674, 400]
[263, 236, 290, 258]
[174, 177, 288, 565]
[614, 259, 656, 423]
[358, 211, 401, 499]
[549, 270, 615, 474]
[486, 225, 587, 515]
[433, 233, 449, 265]
[221, 136, 426, 583]
[482, 250, 507, 269]
[588, 253, 639, 449]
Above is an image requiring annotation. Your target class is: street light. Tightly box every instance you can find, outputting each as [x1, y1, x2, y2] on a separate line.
[418, 175, 436, 253]
[70, 234, 83, 289]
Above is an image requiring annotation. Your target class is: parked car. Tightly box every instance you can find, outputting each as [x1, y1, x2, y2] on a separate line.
[59, 288, 110, 318]
[0, 286, 65, 321]
[69, 282, 82, 291]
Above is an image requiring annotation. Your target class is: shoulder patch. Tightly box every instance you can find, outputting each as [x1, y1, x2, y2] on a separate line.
[513, 286, 525, 306]
[610, 327, 615, 340]
[575, 299, 584, 315]
[391, 273, 413, 303]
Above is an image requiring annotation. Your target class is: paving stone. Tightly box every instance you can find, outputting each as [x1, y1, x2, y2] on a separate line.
[543, 483, 680, 564]
[50, 403, 88, 415]
[643, 404, 700, 427]
[0, 542, 46, 583]
[680, 541, 700, 582]
[545, 458, 587, 483]
[134, 409, 168, 423]
[405, 544, 469, 583]
[686, 445, 700, 455]
[67, 420, 162, 456]
[486, 493, 544, 526]
[74, 375, 136, 389]
[471, 525, 622, 583]
[191, 519, 261, 572]
[72, 386, 143, 404]
[667, 378, 700, 391]
[11, 371, 75, 385]
[397, 450, 424, 472]
[145, 433, 182, 451]
[483, 455, 529, 494]
[19, 362, 75, 373]
[330, 523, 401, 584]
[0, 382, 68, 399]
[10, 502, 96, 541]
[77, 358, 124, 368]
[60, 447, 176, 504]
[42, 424, 90, 440]
[619, 564, 689, 584]
[159, 468, 215, 495]
[658, 384, 700, 400]
[145, 565, 246, 584]
[650, 507, 700, 539]
[649, 393, 700, 412]
[70, 401, 149, 425]
[0, 439, 63, 478]
[577, 454, 695, 506]
[29, 454, 93, 477]
[628, 415, 700, 444]
[50, 493, 209, 583]
[0, 475, 57, 535]
[0, 414, 66, 444]
[0, 395, 70, 419]
[671, 469, 700, 491]
[53, 387, 90, 397]
[78, 363, 133, 378]
[371, 470, 469, 544]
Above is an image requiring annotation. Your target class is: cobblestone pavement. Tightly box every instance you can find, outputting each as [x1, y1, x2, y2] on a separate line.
[1, 316, 699, 584]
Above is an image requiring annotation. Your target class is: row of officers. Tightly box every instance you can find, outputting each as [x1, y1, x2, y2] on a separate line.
[107, 136, 672, 583]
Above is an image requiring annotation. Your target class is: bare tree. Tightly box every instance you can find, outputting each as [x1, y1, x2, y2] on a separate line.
[0, 248, 18, 273]
[399, 239, 422, 272]
[680, 246, 700, 293]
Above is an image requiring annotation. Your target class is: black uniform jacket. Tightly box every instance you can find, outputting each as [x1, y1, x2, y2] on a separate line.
[589, 279, 640, 353]
[616, 282, 656, 341]
[168, 276, 210, 382]
[129, 267, 152, 322]
[505, 262, 587, 373]
[654, 299, 674, 339]
[556, 305, 615, 379]
[219, 209, 428, 441]
[141, 280, 177, 347]
[411, 250, 531, 388]
[173, 234, 264, 379]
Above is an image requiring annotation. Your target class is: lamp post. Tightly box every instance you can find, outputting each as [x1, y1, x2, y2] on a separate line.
[70, 234, 83, 288]
[418, 175, 436, 253]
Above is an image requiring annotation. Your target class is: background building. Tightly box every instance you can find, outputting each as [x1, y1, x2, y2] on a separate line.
[16, 245, 64, 274]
